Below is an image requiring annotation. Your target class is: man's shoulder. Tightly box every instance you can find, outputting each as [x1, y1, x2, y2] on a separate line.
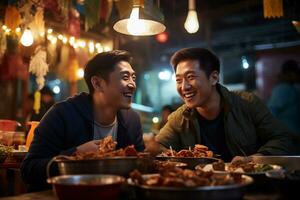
[53, 92, 90, 108]
[232, 90, 257, 102]
[224, 89, 264, 114]
[167, 104, 186, 122]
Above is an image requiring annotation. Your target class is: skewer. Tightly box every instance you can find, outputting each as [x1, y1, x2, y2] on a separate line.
[169, 146, 174, 157]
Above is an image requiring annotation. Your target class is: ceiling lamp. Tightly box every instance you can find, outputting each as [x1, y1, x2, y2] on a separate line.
[113, 0, 166, 36]
[184, 0, 199, 34]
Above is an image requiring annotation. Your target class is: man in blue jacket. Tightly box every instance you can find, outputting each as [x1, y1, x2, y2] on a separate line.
[21, 50, 145, 191]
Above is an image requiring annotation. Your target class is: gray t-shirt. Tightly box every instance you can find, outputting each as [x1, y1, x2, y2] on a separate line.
[93, 117, 118, 140]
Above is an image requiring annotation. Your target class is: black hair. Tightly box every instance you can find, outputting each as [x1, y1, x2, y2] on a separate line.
[84, 50, 133, 94]
[278, 59, 300, 84]
[170, 48, 220, 77]
[281, 60, 299, 74]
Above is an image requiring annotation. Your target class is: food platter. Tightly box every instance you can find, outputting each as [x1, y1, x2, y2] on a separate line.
[195, 163, 282, 175]
[128, 174, 253, 200]
[156, 156, 219, 169]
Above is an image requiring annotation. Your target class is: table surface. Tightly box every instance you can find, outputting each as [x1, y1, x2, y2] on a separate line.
[0, 158, 22, 169]
[0, 189, 283, 200]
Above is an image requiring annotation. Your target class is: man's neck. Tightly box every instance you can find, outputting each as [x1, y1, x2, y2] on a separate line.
[196, 89, 221, 120]
[93, 94, 118, 125]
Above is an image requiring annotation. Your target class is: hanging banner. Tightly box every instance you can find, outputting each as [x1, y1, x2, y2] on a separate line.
[263, 0, 283, 18]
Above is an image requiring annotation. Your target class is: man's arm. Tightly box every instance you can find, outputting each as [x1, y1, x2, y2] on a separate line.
[155, 112, 181, 151]
[20, 105, 75, 189]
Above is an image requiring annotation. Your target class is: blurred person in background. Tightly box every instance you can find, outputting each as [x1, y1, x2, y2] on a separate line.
[21, 50, 144, 192]
[151, 48, 299, 162]
[268, 60, 300, 136]
[159, 105, 173, 130]
[30, 86, 55, 122]
[23, 94, 34, 124]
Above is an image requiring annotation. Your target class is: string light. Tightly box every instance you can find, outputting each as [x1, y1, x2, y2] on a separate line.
[62, 37, 68, 44]
[88, 41, 95, 54]
[76, 68, 84, 79]
[2, 25, 110, 53]
[57, 34, 63, 40]
[104, 46, 111, 52]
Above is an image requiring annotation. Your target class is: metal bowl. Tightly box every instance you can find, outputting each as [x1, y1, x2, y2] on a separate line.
[266, 169, 300, 198]
[195, 162, 283, 193]
[252, 156, 300, 170]
[128, 174, 253, 200]
[47, 174, 125, 200]
[156, 156, 219, 169]
[51, 156, 153, 177]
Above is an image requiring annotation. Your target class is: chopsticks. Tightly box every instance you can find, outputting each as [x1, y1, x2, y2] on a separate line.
[169, 146, 174, 157]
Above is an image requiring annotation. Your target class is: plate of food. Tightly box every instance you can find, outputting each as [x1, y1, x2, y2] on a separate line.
[196, 159, 282, 175]
[156, 145, 220, 169]
[48, 136, 153, 177]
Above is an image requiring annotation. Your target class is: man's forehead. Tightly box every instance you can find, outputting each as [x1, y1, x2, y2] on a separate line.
[176, 60, 200, 75]
[115, 61, 135, 73]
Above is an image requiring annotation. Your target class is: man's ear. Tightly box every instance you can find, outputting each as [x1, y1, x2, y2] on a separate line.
[91, 76, 105, 92]
[209, 70, 219, 86]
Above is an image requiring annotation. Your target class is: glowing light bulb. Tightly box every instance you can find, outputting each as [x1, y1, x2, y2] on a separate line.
[15, 27, 21, 33]
[184, 10, 199, 33]
[104, 46, 111, 52]
[62, 37, 68, 44]
[20, 29, 34, 47]
[76, 68, 84, 79]
[88, 42, 94, 53]
[127, 7, 146, 35]
[152, 117, 159, 124]
[58, 34, 63, 40]
[53, 86, 60, 94]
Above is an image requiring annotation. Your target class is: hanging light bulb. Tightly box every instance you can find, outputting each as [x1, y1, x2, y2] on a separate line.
[127, 7, 147, 35]
[113, 0, 166, 36]
[20, 28, 34, 47]
[184, 0, 199, 34]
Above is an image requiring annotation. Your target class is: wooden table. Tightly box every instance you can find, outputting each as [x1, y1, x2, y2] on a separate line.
[0, 189, 282, 200]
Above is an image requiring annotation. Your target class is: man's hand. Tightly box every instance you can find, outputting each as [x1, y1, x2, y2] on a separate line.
[76, 140, 101, 153]
[144, 135, 163, 156]
[231, 153, 264, 164]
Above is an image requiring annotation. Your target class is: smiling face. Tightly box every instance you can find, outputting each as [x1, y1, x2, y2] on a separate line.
[175, 59, 218, 109]
[99, 61, 136, 109]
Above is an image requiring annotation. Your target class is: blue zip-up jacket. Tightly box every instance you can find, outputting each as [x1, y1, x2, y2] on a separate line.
[20, 92, 144, 191]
